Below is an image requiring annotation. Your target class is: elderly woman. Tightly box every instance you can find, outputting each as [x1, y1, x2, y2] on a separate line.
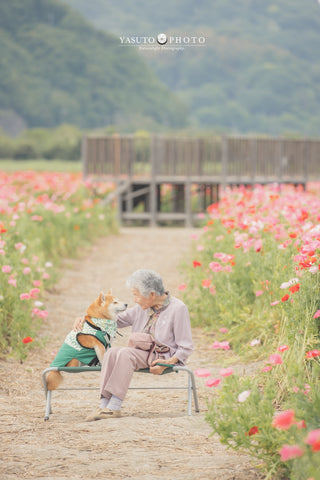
[84, 269, 193, 421]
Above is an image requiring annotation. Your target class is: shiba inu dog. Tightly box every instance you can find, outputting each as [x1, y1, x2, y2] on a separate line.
[46, 291, 127, 390]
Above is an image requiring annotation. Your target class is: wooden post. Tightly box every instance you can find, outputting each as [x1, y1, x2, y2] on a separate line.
[113, 133, 121, 177]
[82, 136, 88, 180]
[278, 138, 284, 183]
[150, 136, 157, 227]
[221, 136, 228, 191]
[185, 180, 192, 227]
[303, 139, 309, 187]
[250, 137, 257, 184]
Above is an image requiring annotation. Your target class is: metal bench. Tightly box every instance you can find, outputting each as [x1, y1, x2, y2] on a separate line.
[41, 363, 200, 421]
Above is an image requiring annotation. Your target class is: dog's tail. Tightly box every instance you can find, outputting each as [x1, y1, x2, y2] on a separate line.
[46, 371, 63, 391]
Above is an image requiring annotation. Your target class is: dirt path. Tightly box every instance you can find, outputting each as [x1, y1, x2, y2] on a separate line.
[0, 228, 262, 480]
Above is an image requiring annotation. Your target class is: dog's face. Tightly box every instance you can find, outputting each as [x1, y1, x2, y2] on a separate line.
[86, 291, 127, 320]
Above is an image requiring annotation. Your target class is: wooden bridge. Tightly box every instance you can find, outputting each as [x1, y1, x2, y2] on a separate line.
[82, 135, 320, 226]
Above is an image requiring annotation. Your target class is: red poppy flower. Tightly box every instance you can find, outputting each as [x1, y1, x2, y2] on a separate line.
[306, 349, 320, 359]
[193, 261, 202, 268]
[246, 426, 259, 436]
[281, 294, 290, 302]
[289, 284, 300, 294]
[278, 345, 289, 353]
[22, 336, 33, 344]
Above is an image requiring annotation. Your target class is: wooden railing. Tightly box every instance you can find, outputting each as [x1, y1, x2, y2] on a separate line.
[83, 135, 320, 226]
[83, 135, 320, 184]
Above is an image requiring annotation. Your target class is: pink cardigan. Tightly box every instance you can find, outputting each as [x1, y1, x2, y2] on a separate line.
[117, 297, 193, 365]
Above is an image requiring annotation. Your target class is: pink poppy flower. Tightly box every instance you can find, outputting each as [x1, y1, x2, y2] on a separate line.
[272, 409, 295, 430]
[20, 293, 30, 300]
[210, 341, 230, 350]
[279, 444, 304, 461]
[202, 278, 211, 288]
[255, 290, 264, 297]
[254, 239, 262, 252]
[209, 261, 223, 272]
[313, 310, 320, 319]
[205, 378, 221, 387]
[23, 267, 31, 275]
[270, 301, 280, 306]
[295, 420, 306, 429]
[33, 280, 41, 287]
[305, 429, 320, 452]
[178, 283, 187, 291]
[30, 288, 40, 298]
[194, 368, 211, 378]
[8, 278, 17, 287]
[268, 353, 283, 365]
[219, 327, 228, 333]
[219, 367, 234, 377]
[262, 365, 273, 372]
[2, 265, 12, 273]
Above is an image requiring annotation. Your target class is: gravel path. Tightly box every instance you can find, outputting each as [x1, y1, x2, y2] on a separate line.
[0, 227, 262, 480]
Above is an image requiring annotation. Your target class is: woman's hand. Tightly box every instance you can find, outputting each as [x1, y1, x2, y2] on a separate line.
[73, 316, 85, 332]
[149, 356, 178, 375]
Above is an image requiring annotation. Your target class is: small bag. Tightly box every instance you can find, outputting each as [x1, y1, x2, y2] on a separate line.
[128, 332, 156, 365]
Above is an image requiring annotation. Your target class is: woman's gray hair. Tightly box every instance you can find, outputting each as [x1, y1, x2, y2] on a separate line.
[126, 269, 165, 297]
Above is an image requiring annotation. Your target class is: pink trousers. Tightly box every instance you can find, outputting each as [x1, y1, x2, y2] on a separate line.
[100, 346, 157, 401]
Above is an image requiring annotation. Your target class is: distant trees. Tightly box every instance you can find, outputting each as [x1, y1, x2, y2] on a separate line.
[64, 0, 320, 135]
[0, 0, 188, 131]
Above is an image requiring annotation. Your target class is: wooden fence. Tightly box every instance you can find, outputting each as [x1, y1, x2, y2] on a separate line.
[82, 135, 320, 226]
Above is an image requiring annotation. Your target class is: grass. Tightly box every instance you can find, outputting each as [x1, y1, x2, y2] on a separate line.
[0, 158, 82, 173]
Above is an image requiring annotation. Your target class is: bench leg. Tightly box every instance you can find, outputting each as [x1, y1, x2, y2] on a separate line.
[188, 371, 200, 415]
[173, 366, 200, 415]
[44, 390, 52, 421]
[188, 375, 192, 416]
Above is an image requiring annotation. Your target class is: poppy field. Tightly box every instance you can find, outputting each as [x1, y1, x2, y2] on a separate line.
[183, 184, 320, 479]
[0, 170, 116, 359]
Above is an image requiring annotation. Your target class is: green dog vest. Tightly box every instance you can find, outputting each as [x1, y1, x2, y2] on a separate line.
[50, 318, 117, 367]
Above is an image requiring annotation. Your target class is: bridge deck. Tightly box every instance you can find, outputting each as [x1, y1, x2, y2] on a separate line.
[83, 135, 320, 226]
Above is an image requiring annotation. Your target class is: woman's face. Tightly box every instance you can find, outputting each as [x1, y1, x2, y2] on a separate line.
[131, 288, 155, 310]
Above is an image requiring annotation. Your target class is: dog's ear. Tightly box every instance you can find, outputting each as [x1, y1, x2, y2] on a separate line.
[107, 288, 112, 295]
[99, 292, 106, 304]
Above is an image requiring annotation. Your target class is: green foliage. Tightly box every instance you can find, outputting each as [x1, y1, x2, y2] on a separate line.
[183, 223, 294, 359]
[0, 124, 81, 160]
[0, 0, 187, 131]
[0, 171, 117, 360]
[181, 186, 320, 478]
[65, 0, 320, 135]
